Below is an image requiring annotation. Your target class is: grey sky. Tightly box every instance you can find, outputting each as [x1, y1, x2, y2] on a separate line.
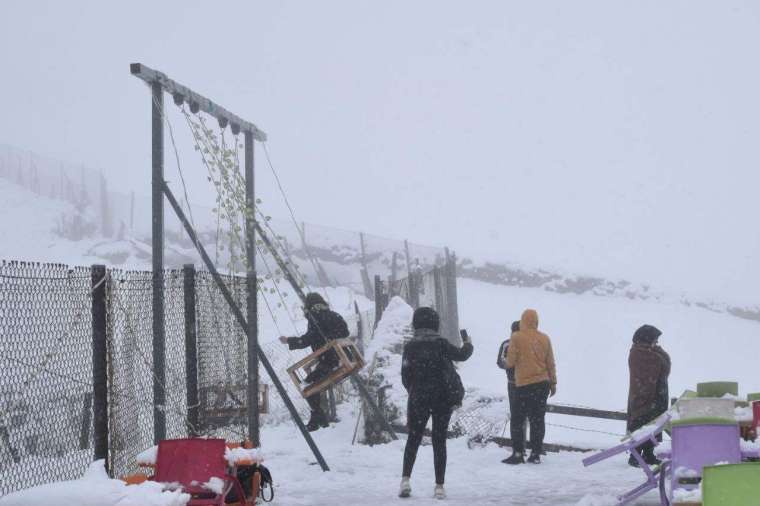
[1, 1, 758, 303]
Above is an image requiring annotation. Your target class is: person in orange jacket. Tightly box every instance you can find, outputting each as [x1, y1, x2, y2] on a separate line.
[503, 309, 557, 464]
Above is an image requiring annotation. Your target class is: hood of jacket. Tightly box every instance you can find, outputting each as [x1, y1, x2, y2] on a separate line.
[411, 327, 443, 342]
[520, 309, 539, 331]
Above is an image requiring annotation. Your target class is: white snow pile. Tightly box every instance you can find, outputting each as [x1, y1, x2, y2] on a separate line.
[136, 445, 158, 465]
[575, 494, 620, 506]
[740, 438, 760, 456]
[363, 296, 414, 422]
[135, 444, 264, 467]
[225, 446, 264, 465]
[201, 477, 225, 494]
[735, 405, 754, 422]
[654, 440, 671, 458]
[674, 466, 700, 478]
[673, 487, 702, 502]
[0, 460, 190, 506]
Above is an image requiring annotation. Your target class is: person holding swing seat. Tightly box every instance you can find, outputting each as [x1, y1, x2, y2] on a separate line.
[279, 292, 349, 431]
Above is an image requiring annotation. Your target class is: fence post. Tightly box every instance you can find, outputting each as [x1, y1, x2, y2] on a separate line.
[373, 275, 385, 328]
[432, 266, 452, 342]
[91, 264, 109, 472]
[354, 301, 364, 356]
[444, 249, 461, 345]
[359, 233, 374, 300]
[151, 80, 167, 444]
[244, 131, 260, 447]
[183, 264, 199, 436]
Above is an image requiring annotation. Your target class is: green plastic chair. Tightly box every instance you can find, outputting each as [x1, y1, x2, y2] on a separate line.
[702, 463, 760, 505]
[697, 382, 739, 398]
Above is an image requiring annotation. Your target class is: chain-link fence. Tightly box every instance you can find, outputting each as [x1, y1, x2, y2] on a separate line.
[0, 259, 383, 495]
[376, 255, 460, 345]
[0, 261, 94, 496]
[194, 270, 249, 441]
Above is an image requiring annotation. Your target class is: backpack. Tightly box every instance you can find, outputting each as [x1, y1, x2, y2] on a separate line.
[496, 340, 509, 369]
[232, 463, 274, 503]
[441, 342, 465, 408]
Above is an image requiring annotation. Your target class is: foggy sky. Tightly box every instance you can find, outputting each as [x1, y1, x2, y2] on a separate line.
[1, 1, 759, 304]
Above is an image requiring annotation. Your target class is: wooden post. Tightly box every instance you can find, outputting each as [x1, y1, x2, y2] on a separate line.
[444, 248, 460, 346]
[354, 301, 365, 356]
[390, 252, 398, 288]
[359, 233, 373, 300]
[373, 275, 385, 328]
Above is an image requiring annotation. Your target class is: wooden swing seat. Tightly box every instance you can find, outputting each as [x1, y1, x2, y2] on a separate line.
[287, 339, 365, 399]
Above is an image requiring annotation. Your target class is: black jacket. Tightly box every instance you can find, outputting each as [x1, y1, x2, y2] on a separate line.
[287, 308, 349, 369]
[496, 339, 516, 383]
[401, 333, 473, 405]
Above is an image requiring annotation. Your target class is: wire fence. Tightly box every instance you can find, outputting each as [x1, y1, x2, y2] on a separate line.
[0, 261, 94, 496]
[0, 259, 379, 495]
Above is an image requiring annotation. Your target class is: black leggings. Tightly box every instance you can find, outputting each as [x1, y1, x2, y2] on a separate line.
[511, 381, 550, 454]
[402, 398, 452, 485]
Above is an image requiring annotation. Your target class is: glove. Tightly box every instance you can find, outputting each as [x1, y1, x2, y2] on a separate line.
[550, 384, 557, 397]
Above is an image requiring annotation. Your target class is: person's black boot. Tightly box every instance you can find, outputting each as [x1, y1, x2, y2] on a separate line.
[306, 411, 325, 432]
[628, 453, 640, 468]
[527, 452, 541, 464]
[502, 452, 525, 465]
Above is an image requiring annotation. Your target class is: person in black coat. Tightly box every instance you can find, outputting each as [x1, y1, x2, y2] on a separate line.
[399, 307, 473, 500]
[279, 292, 349, 431]
[496, 320, 523, 463]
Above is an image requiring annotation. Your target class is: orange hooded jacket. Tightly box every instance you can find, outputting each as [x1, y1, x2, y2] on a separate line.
[505, 309, 557, 387]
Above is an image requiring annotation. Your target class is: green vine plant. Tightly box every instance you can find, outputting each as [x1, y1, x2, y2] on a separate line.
[180, 106, 307, 309]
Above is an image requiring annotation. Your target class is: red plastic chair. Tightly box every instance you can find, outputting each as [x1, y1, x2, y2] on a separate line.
[154, 438, 248, 505]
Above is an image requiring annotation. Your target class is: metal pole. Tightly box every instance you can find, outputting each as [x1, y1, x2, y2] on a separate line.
[244, 131, 260, 446]
[162, 182, 330, 471]
[151, 81, 167, 443]
[183, 264, 199, 436]
[91, 264, 109, 470]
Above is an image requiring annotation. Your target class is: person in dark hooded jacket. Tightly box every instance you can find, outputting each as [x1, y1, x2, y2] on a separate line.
[399, 307, 473, 500]
[497, 320, 523, 462]
[627, 324, 670, 466]
[279, 292, 349, 431]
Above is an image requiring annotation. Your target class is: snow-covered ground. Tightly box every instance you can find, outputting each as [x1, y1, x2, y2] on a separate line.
[3, 177, 760, 504]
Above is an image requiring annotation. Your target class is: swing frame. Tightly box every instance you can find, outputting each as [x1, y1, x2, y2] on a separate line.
[287, 339, 365, 399]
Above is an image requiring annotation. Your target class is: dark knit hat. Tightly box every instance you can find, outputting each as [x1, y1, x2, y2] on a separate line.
[632, 324, 662, 345]
[304, 292, 328, 310]
[511, 320, 520, 333]
[412, 307, 440, 331]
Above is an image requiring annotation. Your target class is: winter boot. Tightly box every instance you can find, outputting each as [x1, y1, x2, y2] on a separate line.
[434, 485, 446, 500]
[628, 453, 640, 468]
[306, 410, 327, 432]
[502, 452, 525, 465]
[527, 452, 541, 464]
[399, 477, 411, 498]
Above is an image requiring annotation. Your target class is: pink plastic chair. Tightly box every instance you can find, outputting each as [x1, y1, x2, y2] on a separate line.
[154, 438, 248, 506]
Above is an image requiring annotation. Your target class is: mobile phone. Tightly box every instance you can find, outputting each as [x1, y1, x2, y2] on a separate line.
[460, 329, 468, 339]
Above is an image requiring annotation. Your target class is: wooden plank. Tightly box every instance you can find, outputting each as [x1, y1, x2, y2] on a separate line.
[488, 436, 594, 453]
[546, 403, 628, 421]
[130, 63, 267, 141]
